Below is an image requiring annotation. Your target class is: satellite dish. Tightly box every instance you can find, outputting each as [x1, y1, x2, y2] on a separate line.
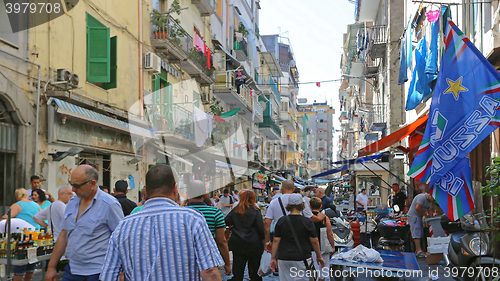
[290, 60, 296, 68]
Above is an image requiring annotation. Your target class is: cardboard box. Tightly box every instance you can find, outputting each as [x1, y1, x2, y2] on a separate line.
[426, 253, 443, 265]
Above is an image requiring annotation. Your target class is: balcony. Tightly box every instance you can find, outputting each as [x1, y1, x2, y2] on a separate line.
[191, 0, 216, 16]
[356, 0, 381, 22]
[365, 57, 381, 75]
[151, 14, 189, 63]
[279, 111, 297, 132]
[259, 116, 281, 140]
[214, 71, 253, 122]
[287, 140, 300, 153]
[367, 26, 387, 59]
[349, 61, 365, 77]
[233, 38, 248, 61]
[260, 75, 280, 101]
[367, 104, 387, 131]
[151, 14, 215, 85]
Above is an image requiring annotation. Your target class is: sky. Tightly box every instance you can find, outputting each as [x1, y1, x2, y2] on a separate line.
[259, 0, 355, 157]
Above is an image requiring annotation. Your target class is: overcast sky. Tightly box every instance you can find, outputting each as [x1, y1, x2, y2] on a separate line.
[259, 0, 355, 156]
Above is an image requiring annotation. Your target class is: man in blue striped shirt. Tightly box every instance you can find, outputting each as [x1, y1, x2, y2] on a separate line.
[100, 164, 224, 281]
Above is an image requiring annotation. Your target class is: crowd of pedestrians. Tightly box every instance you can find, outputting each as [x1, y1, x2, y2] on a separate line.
[0, 164, 340, 281]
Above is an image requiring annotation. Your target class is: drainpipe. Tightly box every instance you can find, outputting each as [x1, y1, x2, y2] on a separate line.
[0, 49, 41, 174]
[138, 0, 144, 119]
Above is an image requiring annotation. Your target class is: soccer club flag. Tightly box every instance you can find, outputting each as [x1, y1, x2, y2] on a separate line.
[408, 19, 500, 189]
[430, 157, 475, 221]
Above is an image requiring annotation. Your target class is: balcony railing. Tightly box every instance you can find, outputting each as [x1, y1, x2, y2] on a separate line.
[214, 71, 252, 109]
[259, 116, 281, 137]
[366, 25, 387, 59]
[269, 76, 280, 101]
[151, 14, 214, 79]
[233, 38, 248, 61]
[145, 103, 194, 138]
[254, 100, 263, 121]
[367, 104, 387, 131]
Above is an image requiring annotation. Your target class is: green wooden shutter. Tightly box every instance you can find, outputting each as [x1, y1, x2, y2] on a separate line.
[87, 14, 110, 83]
[193, 91, 200, 107]
[102, 36, 117, 89]
[152, 76, 161, 104]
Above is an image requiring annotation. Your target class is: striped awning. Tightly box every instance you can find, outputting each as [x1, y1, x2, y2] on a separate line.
[51, 98, 156, 138]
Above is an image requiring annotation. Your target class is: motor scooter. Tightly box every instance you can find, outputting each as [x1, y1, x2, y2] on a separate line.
[324, 205, 354, 251]
[373, 205, 410, 251]
[441, 212, 500, 281]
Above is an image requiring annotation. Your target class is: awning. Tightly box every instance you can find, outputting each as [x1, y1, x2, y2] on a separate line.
[311, 164, 349, 178]
[214, 43, 240, 67]
[51, 98, 156, 138]
[260, 52, 283, 77]
[332, 152, 384, 165]
[359, 114, 428, 156]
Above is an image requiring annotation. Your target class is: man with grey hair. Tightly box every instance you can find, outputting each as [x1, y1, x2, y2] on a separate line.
[264, 179, 325, 252]
[46, 165, 124, 281]
[33, 186, 73, 241]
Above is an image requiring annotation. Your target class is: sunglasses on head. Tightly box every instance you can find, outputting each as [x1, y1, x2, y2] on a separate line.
[69, 180, 92, 189]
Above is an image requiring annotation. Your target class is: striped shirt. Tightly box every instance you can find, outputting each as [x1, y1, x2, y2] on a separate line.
[100, 197, 223, 281]
[187, 201, 226, 237]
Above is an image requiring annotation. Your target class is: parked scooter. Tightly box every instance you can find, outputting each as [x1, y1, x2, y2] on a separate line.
[324, 205, 354, 251]
[442, 212, 500, 281]
[370, 205, 409, 251]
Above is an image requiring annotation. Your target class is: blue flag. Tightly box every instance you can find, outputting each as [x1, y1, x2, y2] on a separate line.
[409, 19, 500, 187]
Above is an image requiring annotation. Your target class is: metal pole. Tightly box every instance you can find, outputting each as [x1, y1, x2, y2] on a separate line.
[6, 209, 11, 277]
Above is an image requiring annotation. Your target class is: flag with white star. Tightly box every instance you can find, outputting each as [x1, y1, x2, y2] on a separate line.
[408, 19, 500, 219]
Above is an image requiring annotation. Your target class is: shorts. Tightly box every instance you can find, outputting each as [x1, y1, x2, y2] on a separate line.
[409, 216, 423, 239]
[278, 259, 309, 281]
[61, 264, 100, 281]
[13, 263, 36, 275]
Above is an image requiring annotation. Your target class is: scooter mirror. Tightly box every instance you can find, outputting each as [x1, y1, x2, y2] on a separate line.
[394, 205, 400, 213]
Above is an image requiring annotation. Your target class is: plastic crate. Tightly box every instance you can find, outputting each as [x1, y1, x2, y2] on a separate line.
[427, 236, 450, 254]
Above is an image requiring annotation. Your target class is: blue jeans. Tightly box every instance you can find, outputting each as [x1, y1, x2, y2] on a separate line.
[13, 263, 36, 275]
[62, 264, 100, 281]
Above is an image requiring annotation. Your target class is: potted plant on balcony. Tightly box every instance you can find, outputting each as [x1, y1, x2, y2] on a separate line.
[151, 9, 168, 39]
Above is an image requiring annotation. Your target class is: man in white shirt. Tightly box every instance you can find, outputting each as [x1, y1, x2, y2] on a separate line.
[356, 188, 369, 212]
[33, 187, 73, 240]
[27, 175, 55, 202]
[264, 180, 325, 252]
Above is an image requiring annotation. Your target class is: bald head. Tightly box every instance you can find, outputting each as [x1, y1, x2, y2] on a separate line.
[58, 186, 73, 204]
[316, 187, 325, 198]
[282, 180, 295, 194]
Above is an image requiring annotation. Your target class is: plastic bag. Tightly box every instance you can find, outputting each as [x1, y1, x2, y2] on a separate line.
[331, 245, 383, 263]
[257, 251, 273, 277]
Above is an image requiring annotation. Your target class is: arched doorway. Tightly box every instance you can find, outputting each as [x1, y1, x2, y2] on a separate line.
[0, 96, 18, 214]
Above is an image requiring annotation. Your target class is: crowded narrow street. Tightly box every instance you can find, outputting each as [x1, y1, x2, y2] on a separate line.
[1, 0, 500, 280]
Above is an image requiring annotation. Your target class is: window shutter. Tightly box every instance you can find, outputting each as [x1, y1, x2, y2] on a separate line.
[193, 91, 200, 107]
[152, 75, 161, 104]
[102, 36, 117, 89]
[87, 14, 110, 83]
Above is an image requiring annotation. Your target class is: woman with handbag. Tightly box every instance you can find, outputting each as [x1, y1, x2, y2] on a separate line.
[225, 189, 265, 281]
[270, 194, 325, 281]
[310, 197, 336, 281]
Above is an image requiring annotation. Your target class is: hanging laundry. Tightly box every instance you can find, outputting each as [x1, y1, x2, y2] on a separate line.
[425, 19, 439, 95]
[316, 82, 321, 87]
[425, 10, 440, 22]
[128, 175, 135, 189]
[193, 106, 213, 147]
[195, 33, 205, 52]
[398, 32, 408, 84]
[406, 35, 432, 110]
[206, 45, 210, 69]
[406, 16, 413, 67]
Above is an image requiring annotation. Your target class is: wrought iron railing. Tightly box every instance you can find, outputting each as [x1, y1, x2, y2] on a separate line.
[259, 116, 281, 137]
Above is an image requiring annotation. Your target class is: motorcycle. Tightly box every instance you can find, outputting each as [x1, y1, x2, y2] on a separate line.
[441, 212, 500, 281]
[324, 205, 354, 251]
[370, 205, 409, 251]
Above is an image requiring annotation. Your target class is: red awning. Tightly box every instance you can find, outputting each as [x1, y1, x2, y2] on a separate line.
[359, 115, 429, 156]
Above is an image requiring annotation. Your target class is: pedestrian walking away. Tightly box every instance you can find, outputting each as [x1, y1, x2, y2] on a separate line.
[225, 189, 265, 281]
[100, 164, 223, 281]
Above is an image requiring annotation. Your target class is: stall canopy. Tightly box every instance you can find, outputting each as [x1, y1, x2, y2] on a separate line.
[311, 164, 349, 178]
[358, 115, 428, 156]
[331, 152, 384, 165]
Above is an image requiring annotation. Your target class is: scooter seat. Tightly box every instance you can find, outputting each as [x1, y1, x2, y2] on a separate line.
[451, 232, 467, 253]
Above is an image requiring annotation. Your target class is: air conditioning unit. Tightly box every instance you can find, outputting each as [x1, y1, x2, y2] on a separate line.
[56, 69, 79, 88]
[144, 52, 161, 74]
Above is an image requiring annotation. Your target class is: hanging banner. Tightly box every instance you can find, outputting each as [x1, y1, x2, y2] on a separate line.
[252, 171, 267, 189]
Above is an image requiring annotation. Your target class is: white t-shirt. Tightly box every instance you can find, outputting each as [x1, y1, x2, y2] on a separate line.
[27, 188, 49, 201]
[0, 218, 36, 233]
[356, 193, 369, 208]
[33, 200, 66, 241]
[265, 193, 314, 232]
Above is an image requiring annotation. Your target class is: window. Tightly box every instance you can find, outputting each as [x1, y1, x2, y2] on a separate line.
[0, 0, 19, 48]
[86, 13, 117, 89]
